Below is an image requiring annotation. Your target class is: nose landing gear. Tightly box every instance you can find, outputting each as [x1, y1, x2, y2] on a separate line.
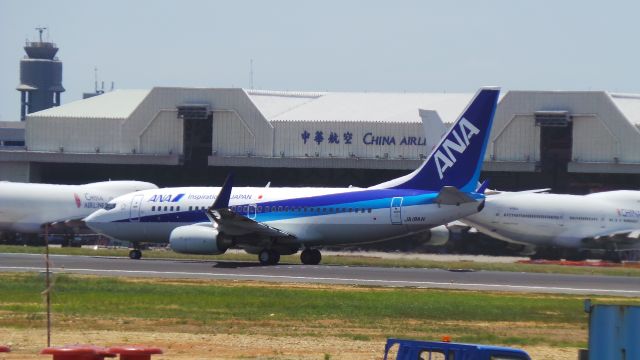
[258, 249, 281, 265]
[129, 249, 142, 260]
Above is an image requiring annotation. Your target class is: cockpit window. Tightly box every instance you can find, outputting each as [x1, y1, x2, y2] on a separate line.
[104, 203, 117, 210]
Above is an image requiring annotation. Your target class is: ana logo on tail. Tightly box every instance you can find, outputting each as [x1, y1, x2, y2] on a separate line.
[434, 118, 480, 179]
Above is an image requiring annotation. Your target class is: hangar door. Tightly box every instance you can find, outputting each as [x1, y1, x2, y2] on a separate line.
[537, 111, 572, 191]
[178, 104, 213, 168]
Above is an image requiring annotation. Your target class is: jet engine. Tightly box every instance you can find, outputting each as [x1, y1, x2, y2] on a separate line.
[424, 225, 451, 246]
[169, 225, 229, 255]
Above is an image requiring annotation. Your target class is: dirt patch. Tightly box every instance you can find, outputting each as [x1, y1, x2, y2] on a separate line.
[0, 327, 580, 360]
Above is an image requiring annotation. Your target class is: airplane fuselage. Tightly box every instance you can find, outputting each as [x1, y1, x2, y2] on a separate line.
[87, 186, 484, 247]
[0, 181, 158, 233]
[463, 190, 640, 250]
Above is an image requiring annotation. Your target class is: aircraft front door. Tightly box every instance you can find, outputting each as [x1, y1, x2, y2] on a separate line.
[390, 197, 403, 225]
[129, 195, 144, 222]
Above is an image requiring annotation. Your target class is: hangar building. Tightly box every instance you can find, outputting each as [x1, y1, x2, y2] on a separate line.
[1, 87, 640, 192]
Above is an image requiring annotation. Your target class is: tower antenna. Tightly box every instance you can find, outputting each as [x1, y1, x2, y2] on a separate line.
[94, 67, 98, 93]
[35, 27, 48, 42]
[250, 58, 254, 89]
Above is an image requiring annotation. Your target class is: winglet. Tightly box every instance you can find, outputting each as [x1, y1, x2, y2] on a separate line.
[476, 179, 490, 194]
[210, 173, 234, 210]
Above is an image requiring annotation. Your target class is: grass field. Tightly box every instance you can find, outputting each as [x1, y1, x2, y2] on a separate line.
[1, 272, 639, 347]
[2, 244, 640, 277]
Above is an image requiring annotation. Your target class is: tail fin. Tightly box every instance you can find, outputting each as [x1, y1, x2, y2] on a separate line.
[371, 87, 499, 192]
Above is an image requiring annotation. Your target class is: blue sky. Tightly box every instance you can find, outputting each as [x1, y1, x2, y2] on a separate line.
[1, 0, 638, 121]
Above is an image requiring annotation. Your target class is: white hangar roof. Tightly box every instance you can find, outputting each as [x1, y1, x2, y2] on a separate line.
[30, 88, 474, 125]
[29, 89, 150, 119]
[609, 93, 640, 127]
[246, 90, 474, 123]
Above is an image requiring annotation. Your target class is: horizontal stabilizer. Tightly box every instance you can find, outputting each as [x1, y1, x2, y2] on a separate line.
[435, 186, 477, 205]
[486, 188, 551, 196]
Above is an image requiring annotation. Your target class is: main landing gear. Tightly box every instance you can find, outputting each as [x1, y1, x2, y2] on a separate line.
[129, 249, 142, 260]
[258, 249, 281, 265]
[300, 248, 321, 265]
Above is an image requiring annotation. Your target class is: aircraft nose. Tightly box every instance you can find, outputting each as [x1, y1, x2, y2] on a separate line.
[84, 208, 105, 222]
[84, 209, 107, 231]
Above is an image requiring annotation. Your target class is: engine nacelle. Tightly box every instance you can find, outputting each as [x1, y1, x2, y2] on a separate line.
[425, 225, 451, 246]
[169, 225, 228, 255]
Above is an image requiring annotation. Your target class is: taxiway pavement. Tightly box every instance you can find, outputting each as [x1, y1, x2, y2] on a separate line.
[0, 252, 638, 296]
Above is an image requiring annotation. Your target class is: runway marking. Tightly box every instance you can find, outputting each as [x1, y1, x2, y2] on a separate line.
[1, 266, 638, 295]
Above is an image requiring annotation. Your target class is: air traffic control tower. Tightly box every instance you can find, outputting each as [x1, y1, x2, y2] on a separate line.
[16, 28, 64, 121]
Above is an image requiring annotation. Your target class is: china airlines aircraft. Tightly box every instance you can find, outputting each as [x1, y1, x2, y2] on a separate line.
[462, 189, 640, 261]
[85, 88, 500, 264]
[0, 181, 158, 235]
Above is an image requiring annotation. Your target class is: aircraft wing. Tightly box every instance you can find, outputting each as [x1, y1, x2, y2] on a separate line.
[47, 218, 86, 231]
[435, 186, 477, 205]
[485, 188, 551, 196]
[205, 174, 296, 241]
[582, 228, 640, 250]
[206, 207, 295, 238]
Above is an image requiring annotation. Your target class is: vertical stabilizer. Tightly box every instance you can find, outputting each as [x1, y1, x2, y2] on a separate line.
[371, 87, 499, 192]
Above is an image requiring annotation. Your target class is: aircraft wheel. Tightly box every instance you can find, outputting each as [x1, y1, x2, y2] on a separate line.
[603, 251, 622, 263]
[129, 249, 142, 260]
[301, 248, 322, 265]
[258, 249, 280, 265]
[271, 250, 281, 265]
[564, 250, 589, 261]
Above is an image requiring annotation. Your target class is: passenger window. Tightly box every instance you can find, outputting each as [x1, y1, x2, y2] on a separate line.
[257, 206, 262, 212]
[385, 343, 400, 360]
[189, 206, 192, 211]
[176, 206, 180, 211]
[349, 208, 353, 212]
[368, 209, 372, 213]
[151, 206, 155, 211]
[244, 206, 249, 212]
[164, 206, 168, 211]
[278, 206, 283, 211]
[285, 206, 289, 211]
[418, 350, 445, 360]
[170, 206, 174, 211]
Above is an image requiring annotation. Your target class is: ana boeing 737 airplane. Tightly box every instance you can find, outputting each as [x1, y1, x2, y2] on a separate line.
[84, 87, 500, 264]
[461, 189, 640, 261]
[0, 180, 158, 236]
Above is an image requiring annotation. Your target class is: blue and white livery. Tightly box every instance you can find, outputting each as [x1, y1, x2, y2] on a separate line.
[85, 88, 500, 264]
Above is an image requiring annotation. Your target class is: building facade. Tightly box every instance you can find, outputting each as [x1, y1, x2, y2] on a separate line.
[1, 88, 640, 192]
